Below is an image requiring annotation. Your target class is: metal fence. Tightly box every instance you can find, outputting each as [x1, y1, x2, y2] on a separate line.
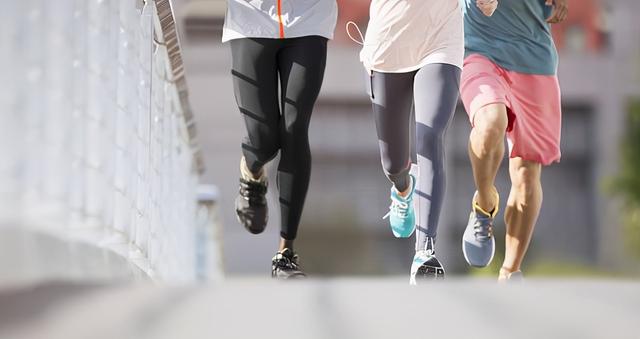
[0, 0, 221, 282]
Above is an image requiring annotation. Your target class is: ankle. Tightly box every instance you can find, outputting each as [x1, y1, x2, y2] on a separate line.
[474, 188, 499, 215]
[396, 176, 414, 198]
[241, 157, 265, 181]
[475, 200, 495, 214]
[279, 238, 295, 252]
[398, 185, 411, 198]
[250, 168, 264, 180]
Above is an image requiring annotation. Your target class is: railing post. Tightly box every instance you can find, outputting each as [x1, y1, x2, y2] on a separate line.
[197, 185, 224, 281]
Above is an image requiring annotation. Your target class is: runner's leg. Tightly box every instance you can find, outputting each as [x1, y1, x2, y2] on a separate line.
[468, 103, 508, 212]
[501, 157, 542, 279]
[408, 63, 460, 282]
[413, 63, 460, 250]
[275, 36, 328, 245]
[230, 38, 280, 234]
[371, 71, 415, 192]
[230, 38, 281, 173]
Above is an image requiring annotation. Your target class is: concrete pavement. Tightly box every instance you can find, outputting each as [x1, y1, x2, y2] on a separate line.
[0, 278, 637, 339]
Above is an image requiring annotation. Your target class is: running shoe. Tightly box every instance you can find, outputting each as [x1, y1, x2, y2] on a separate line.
[383, 174, 416, 238]
[500, 270, 524, 283]
[462, 191, 498, 267]
[410, 237, 445, 285]
[235, 157, 268, 234]
[271, 248, 306, 279]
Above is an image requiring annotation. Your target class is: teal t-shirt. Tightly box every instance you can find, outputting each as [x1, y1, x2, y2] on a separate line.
[463, 0, 558, 75]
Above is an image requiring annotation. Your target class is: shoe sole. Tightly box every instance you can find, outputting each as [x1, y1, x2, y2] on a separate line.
[409, 265, 445, 285]
[462, 236, 495, 268]
[391, 226, 416, 238]
[272, 273, 307, 280]
[234, 190, 269, 233]
[235, 206, 267, 234]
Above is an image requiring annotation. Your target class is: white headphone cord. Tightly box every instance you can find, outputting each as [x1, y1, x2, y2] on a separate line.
[346, 21, 365, 45]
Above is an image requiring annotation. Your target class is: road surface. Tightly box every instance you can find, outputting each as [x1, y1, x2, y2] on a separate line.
[0, 278, 638, 339]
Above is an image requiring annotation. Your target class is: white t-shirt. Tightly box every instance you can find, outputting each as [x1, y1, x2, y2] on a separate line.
[360, 0, 464, 73]
[222, 0, 338, 42]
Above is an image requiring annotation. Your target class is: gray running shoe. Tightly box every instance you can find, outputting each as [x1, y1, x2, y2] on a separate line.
[462, 191, 498, 268]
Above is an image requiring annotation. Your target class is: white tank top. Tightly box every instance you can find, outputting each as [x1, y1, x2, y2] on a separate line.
[222, 0, 338, 42]
[360, 0, 464, 73]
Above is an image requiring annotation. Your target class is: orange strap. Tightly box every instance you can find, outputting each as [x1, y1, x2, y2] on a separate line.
[277, 0, 285, 38]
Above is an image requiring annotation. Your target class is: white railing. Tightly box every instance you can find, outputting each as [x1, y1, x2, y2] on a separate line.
[0, 0, 221, 282]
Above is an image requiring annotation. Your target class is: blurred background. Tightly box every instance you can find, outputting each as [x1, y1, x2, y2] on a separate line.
[173, 0, 640, 277]
[0, 0, 639, 285]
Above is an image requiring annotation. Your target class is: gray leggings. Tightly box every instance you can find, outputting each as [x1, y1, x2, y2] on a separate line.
[369, 63, 460, 251]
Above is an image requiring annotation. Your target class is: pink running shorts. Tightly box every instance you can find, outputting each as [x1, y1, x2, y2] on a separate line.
[460, 54, 562, 165]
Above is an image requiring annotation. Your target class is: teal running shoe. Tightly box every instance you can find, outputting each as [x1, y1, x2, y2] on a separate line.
[410, 237, 445, 285]
[383, 174, 416, 238]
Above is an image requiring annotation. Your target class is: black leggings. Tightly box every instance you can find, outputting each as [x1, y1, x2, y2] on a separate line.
[230, 36, 328, 240]
[369, 64, 461, 250]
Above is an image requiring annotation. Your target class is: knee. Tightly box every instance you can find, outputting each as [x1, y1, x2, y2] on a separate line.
[260, 145, 280, 163]
[258, 139, 280, 159]
[416, 122, 444, 160]
[382, 156, 410, 179]
[511, 162, 541, 198]
[243, 136, 279, 166]
[471, 105, 508, 155]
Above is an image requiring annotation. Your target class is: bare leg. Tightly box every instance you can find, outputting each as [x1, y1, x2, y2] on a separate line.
[468, 104, 508, 212]
[499, 157, 543, 280]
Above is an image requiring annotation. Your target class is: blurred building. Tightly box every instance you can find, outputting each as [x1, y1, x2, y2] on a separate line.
[175, 0, 640, 275]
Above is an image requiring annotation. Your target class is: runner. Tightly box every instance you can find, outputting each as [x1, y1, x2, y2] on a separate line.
[352, 0, 464, 283]
[460, 0, 568, 280]
[223, 0, 337, 279]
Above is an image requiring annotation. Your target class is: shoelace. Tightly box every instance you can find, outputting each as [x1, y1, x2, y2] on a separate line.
[239, 179, 267, 205]
[416, 238, 436, 260]
[473, 214, 494, 241]
[383, 196, 409, 220]
[415, 249, 435, 263]
[425, 237, 436, 256]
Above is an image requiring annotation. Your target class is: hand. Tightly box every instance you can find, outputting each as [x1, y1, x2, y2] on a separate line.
[546, 0, 568, 24]
[476, 0, 498, 17]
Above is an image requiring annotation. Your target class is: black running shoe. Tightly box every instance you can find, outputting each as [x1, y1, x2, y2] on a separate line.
[235, 176, 268, 234]
[271, 248, 306, 279]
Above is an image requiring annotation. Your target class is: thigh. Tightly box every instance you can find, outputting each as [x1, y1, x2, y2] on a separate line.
[230, 38, 280, 126]
[413, 63, 460, 132]
[460, 54, 511, 129]
[506, 73, 562, 165]
[277, 36, 328, 130]
[370, 71, 415, 150]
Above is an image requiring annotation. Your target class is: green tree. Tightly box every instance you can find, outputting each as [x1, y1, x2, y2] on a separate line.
[611, 100, 640, 258]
